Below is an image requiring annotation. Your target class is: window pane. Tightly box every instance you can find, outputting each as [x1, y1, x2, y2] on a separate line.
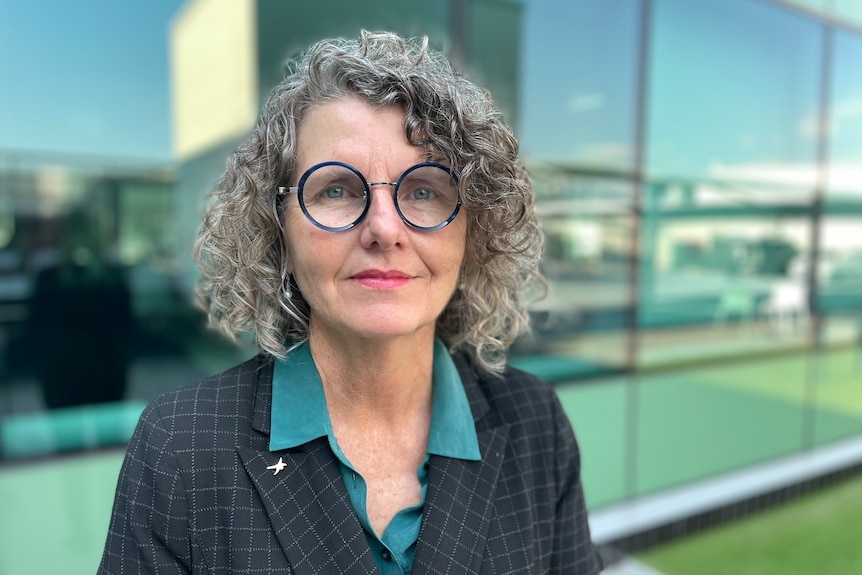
[558, 378, 629, 509]
[818, 217, 862, 318]
[812, 341, 862, 445]
[519, 0, 641, 169]
[510, 0, 641, 382]
[639, 209, 813, 366]
[636, 356, 807, 495]
[820, 31, 862, 326]
[513, 168, 634, 379]
[648, 0, 822, 186]
[827, 31, 862, 198]
[641, 0, 823, 368]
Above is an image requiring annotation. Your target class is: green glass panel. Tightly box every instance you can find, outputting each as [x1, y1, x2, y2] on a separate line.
[813, 345, 862, 444]
[635, 355, 808, 495]
[556, 378, 629, 509]
[0, 451, 125, 575]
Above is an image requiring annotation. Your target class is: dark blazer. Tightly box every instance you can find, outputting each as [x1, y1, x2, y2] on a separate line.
[99, 353, 603, 574]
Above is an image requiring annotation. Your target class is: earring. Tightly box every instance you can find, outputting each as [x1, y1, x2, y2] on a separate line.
[284, 275, 293, 300]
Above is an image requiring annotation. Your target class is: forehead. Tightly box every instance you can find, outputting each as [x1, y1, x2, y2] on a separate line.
[296, 97, 423, 173]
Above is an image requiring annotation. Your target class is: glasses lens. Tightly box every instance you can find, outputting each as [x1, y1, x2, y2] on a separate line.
[396, 165, 460, 229]
[300, 164, 367, 229]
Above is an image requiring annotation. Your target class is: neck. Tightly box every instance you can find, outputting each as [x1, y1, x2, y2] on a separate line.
[307, 323, 436, 427]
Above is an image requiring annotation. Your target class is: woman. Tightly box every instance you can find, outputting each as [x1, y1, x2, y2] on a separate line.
[100, 31, 603, 574]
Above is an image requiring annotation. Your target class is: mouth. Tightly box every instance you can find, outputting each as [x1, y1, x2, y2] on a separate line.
[351, 269, 412, 288]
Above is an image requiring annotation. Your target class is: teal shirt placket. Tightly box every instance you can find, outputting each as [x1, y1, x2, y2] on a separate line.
[270, 340, 481, 574]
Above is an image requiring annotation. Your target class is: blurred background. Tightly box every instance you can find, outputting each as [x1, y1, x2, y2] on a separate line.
[1, 0, 860, 573]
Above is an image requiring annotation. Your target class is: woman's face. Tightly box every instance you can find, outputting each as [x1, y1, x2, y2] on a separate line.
[284, 97, 467, 344]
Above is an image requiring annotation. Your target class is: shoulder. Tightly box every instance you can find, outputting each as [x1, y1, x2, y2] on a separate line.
[455, 355, 579, 464]
[134, 354, 273, 451]
[456, 354, 566, 428]
[150, 354, 270, 411]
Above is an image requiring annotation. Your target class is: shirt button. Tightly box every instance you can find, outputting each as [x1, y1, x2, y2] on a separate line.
[381, 549, 392, 562]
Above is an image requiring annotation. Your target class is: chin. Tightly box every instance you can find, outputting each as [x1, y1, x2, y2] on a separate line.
[312, 302, 441, 343]
[352, 323, 431, 342]
[347, 312, 436, 342]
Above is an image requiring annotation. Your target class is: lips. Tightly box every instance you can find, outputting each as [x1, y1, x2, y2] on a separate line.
[351, 269, 412, 288]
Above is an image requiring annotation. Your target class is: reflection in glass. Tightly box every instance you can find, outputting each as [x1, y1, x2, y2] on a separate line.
[519, 0, 640, 169]
[821, 30, 862, 347]
[649, 0, 822, 186]
[818, 217, 862, 322]
[639, 208, 813, 367]
[639, 0, 827, 369]
[827, 31, 862, 198]
[635, 356, 808, 494]
[0, 152, 182, 439]
[28, 208, 132, 409]
[512, 0, 640, 381]
[512, 167, 633, 379]
[812, 341, 862, 445]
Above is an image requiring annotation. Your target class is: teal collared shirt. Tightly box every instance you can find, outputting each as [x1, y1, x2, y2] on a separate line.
[270, 339, 481, 575]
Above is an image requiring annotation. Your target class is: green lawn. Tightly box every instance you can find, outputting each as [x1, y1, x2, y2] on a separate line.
[636, 474, 862, 575]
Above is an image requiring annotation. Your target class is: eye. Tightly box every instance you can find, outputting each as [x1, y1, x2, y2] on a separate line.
[322, 186, 345, 199]
[310, 181, 365, 202]
[410, 187, 436, 202]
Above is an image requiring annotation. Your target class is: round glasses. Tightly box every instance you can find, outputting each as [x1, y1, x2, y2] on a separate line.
[278, 161, 461, 232]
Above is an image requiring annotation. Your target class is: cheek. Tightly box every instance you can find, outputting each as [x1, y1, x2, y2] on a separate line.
[449, 223, 468, 268]
[283, 223, 344, 295]
[286, 238, 321, 285]
[436, 231, 468, 285]
[283, 210, 314, 275]
[287, 246, 327, 309]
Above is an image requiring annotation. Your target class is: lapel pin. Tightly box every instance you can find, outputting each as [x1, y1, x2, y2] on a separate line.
[266, 456, 287, 475]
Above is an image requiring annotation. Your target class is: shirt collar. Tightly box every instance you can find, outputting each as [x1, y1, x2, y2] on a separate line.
[270, 339, 481, 461]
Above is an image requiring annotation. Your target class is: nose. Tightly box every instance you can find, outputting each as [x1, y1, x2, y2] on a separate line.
[358, 183, 405, 249]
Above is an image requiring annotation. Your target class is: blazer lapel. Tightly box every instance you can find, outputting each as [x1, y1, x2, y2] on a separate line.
[412, 356, 512, 573]
[412, 424, 511, 573]
[238, 440, 379, 575]
[242, 368, 376, 574]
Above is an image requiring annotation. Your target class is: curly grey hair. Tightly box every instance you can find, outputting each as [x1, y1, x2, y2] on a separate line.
[194, 30, 544, 376]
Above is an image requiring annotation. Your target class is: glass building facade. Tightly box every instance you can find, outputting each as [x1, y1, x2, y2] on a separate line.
[1, 1, 861, 573]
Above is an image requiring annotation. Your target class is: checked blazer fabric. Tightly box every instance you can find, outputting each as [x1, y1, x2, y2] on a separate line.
[99, 353, 604, 574]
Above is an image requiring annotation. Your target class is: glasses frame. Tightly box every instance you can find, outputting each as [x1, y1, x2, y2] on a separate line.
[278, 160, 461, 232]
